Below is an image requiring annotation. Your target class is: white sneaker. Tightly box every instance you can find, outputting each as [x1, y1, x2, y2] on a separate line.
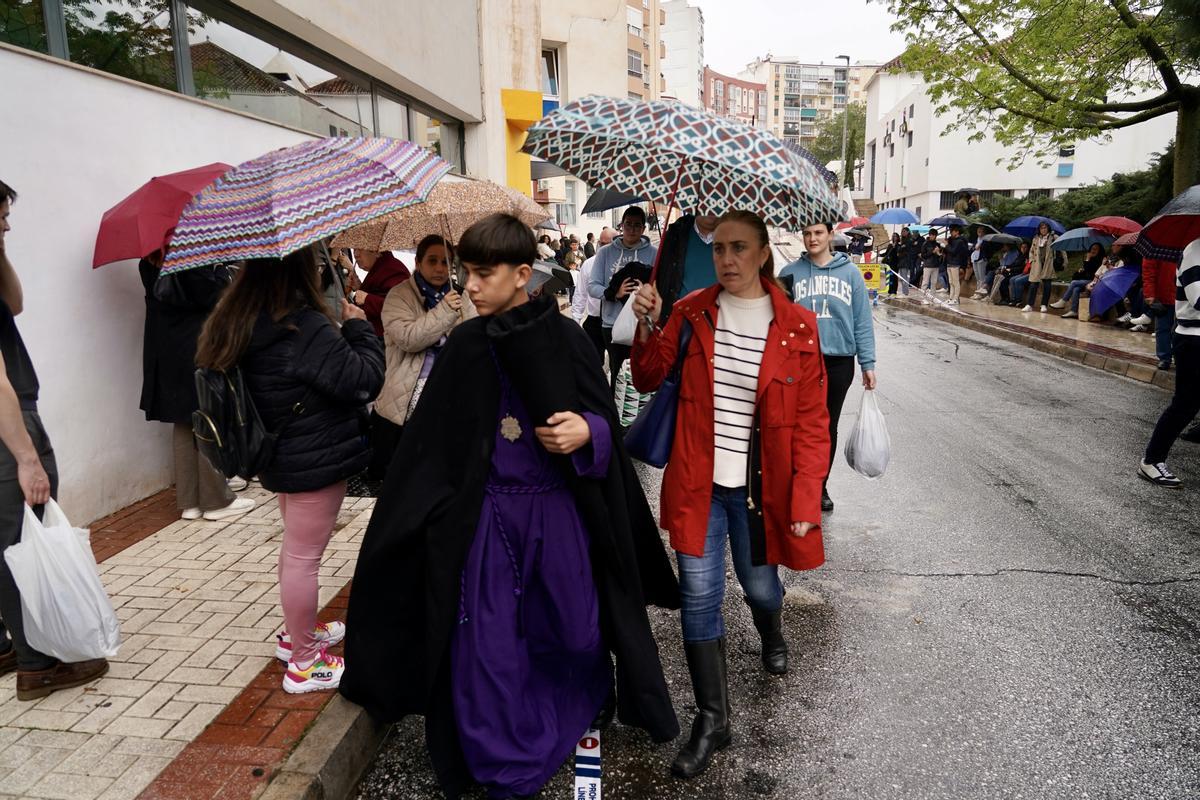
[1129, 314, 1152, 326]
[275, 621, 347, 662]
[181, 508, 202, 520]
[1049, 300, 1067, 309]
[203, 497, 256, 521]
[1040, 305, 1048, 313]
[1131, 324, 1148, 332]
[1138, 462, 1182, 488]
[283, 647, 345, 694]
[949, 299, 961, 306]
[1062, 311, 1077, 319]
[1117, 313, 1132, 323]
[227, 477, 248, 492]
[935, 288, 948, 294]
[1020, 305, 1033, 312]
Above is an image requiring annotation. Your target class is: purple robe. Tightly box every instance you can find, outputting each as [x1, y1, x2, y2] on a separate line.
[451, 378, 613, 798]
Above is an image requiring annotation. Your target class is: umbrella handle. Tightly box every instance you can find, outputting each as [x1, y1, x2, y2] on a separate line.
[648, 157, 686, 285]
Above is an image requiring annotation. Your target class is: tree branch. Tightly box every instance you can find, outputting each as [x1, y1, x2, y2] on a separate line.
[1095, 100, 1181, 129]
[933, 0, 1181, 113]
[1107, 0, 1183, 92]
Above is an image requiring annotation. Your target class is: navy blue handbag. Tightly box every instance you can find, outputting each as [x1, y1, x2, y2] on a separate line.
[624, 320, 694, 468]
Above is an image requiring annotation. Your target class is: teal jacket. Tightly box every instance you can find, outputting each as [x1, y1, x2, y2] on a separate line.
[778, 252, 877, 371]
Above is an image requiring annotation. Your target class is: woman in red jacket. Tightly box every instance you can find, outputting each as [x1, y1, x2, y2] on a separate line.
[631, 210, 830, 779]
[348, 248, 411, 336]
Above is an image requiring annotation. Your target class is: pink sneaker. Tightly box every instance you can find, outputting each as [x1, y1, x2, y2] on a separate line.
[275, 621, 346, 662]
[282, 647, 344, 694]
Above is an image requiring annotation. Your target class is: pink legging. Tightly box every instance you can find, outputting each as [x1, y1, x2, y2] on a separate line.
[277, 481, 346, 665]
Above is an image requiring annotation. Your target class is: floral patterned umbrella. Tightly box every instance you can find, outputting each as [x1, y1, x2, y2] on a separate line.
[330, 178, 551, 251]
[521, 95, 844, 230]
[161, 137, 450, 273]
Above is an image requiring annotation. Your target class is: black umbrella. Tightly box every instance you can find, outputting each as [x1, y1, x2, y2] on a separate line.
[528, 261, 574, 295]
[582, 187, 646, 215]
[845, 228, 873, 239]
[981, 233, 1023, 246]
[956, 188, 979, 195]
[606, 262, 653, 298]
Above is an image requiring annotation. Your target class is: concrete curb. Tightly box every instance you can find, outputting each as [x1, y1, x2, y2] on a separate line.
[889, 298, 1176, 392]
[257, 696, 391, 800]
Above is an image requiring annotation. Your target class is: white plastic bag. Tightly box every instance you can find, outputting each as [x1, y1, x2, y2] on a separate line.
[843, 390, 891, 479]
[4, 500, 121, 661]
[610, 294, 639, 345]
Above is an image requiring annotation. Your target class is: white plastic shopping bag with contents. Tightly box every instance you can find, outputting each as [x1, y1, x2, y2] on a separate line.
[4, 500, 121, 661]
[843, 390, 891, 479]
[610, 294, 639, 345]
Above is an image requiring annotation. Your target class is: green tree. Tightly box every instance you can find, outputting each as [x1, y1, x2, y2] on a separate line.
[884, 0, 1200, 194]
[809, 102, 866, 189]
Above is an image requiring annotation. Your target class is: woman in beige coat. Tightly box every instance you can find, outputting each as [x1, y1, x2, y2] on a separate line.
[1020, 222, 1058, 313]
[368, 235, 476, 478]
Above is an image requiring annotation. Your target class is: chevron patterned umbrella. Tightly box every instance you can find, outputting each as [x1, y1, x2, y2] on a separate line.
[161, 137, 451, 273]
[522, 95, 844, 230]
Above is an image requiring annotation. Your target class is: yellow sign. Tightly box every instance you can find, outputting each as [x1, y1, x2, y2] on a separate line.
[857, 263, 883, 291]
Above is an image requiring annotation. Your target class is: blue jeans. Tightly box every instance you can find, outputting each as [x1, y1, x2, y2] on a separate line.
[1156, 306, 1176, 363]
[677, 485, 784, 642]
[1009, 274, 1030, 303]
[1063, 279, 1089, 312]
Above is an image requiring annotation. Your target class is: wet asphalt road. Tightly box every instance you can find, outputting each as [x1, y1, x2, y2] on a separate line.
[354, 307, 1200, 800]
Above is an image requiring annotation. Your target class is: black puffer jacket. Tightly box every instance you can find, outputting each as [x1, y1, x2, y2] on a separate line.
[241, 307, 384, 493]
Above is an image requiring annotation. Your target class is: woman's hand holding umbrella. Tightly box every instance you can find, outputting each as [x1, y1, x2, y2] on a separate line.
[791, 522, 814, 538]
[632, 283, 663, 339]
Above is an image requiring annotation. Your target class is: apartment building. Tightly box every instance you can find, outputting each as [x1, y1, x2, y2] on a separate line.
[661, 0, 704, 106]
[741, 55, 879, 146]
[626, 0, 668, 100]
[702, 66, 766, 128]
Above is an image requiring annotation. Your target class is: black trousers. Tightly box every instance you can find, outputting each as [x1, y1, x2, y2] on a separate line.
[367, 410, 404, 481]
[823, 355, 856, 487]
[601, 326, 631, 395]
[1145, 335, 1200, 464]
[582, 315, 606, 367]
[0, 411, 59, 671]
[1025, 278, 1053, 307]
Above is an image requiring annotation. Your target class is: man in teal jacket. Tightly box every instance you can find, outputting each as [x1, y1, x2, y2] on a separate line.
[779, 222, 878, 512]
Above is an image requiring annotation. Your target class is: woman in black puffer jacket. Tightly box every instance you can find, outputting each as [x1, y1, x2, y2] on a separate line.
[196, 247, 384, 694]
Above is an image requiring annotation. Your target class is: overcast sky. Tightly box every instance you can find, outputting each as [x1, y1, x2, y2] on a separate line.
[699, 0, 908, 75]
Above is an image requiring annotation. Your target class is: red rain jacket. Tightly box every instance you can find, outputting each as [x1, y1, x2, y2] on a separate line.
[360, 253, 411, 336]
[1142, 257, 1177, 306]
[631, 278, 831, 571]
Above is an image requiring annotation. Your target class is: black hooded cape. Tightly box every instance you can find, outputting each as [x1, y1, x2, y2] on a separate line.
[340, 296, 680, 794]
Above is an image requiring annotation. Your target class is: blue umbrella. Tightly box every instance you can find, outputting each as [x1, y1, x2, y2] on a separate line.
[1004, 215, 1066, 238]
[907, 224, 931, 235]
[928, 214, 970, 228]
[871, 207, 919, 225]
[1087, 265, 1141, 316]
[1051, 227, 1114, 253]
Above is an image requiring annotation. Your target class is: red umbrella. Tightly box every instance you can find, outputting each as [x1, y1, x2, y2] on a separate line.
[1138, 184, 1200, 251]
[1112, 231, 1139, 247]
[92, 163, 231, 268]
[1085, 216, 1141, 236]
[835, 216, 870, 230]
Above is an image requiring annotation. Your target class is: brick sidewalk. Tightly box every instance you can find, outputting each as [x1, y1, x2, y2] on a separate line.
[0, 486, 373, 800]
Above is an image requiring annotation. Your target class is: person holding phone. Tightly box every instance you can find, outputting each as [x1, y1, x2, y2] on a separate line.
[588, 206, 657, 393]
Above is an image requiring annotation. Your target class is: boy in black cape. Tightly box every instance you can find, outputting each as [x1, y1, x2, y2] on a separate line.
[341, 213, 679, 798]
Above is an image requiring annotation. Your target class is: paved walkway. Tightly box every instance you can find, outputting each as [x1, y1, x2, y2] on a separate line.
[0, 485, 373, 800]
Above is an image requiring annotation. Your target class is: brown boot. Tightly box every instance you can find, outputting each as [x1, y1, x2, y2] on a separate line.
[16, 658, 109, 701]
[0, 647, 15, 678]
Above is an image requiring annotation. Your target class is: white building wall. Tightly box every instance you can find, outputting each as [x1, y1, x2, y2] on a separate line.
[541, 1, 629, 241]
[0, 45, 314, 523]
[864, 70, 1177, 215]
[661, 0, 703, 107]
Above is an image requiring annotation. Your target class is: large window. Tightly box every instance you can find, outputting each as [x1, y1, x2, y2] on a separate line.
[3, 0, 465, 170]
[541, 48, 560, 97]
[557, 180, 577, 226]
[627, 49, 642, 77]
[626, 7, 642, 37]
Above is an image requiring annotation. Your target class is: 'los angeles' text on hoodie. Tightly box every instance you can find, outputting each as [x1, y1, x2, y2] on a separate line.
[587, 235, 657, 327]
[778, 251, 877, 371]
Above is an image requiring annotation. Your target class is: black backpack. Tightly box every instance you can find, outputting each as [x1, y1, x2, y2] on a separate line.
[192, 366, 277, 480]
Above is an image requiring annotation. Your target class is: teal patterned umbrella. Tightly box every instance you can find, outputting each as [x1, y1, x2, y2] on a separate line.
[522, 96, 844, 230]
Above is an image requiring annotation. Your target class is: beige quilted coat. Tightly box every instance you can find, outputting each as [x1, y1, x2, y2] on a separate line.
[374, 278, 477, 425]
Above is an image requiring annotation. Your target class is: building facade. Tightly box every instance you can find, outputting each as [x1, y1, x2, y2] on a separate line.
[0, 0, 624, 521]
[741, 55, 878, 147]
[701, 66, 765, 128]
[861, 59, 1177, 220]
[661, 0, 703, 107]
[626, 0, 668, 101]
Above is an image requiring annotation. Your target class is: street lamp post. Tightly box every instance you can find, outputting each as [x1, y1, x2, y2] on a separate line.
[837, 54, 851, 190]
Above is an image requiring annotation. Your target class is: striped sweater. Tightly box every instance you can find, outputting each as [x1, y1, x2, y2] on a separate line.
[1177, 239, 1200, 337]
[712, 291, 773, 488]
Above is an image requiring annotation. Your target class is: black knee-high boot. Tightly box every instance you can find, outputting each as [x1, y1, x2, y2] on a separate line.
[671, 638, 732, 779]
[749, 605, 788, 675]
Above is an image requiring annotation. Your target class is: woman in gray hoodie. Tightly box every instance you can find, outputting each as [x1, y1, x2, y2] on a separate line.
[587, 206, 658, 391]
[778, 222, 878, 512]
